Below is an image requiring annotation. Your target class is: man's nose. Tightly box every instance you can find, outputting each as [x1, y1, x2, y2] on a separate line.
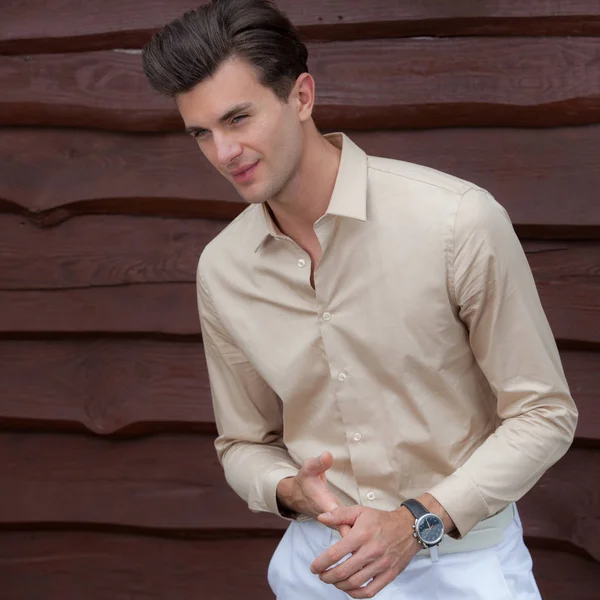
[214, 134, 242, 167]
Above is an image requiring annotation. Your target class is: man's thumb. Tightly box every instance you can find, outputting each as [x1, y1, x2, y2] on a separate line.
[303, 451, 333, 476]
[317, 451, 333, 472]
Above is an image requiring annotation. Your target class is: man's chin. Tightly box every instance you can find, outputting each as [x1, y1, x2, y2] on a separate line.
[241, 195, 268, 205]
[234, 184, 268, 205]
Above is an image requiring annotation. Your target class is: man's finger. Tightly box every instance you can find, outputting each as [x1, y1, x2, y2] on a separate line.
[347, 571, 396, 600]
[317, 548, 371, 586]
[318, 505, 363, 527]
[310, 532, 360, 574]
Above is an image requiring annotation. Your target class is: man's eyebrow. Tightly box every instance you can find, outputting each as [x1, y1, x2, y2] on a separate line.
[218, 102, 253, 124]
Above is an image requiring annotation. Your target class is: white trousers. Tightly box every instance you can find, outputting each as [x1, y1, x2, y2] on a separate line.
[268, 507, 542, 599]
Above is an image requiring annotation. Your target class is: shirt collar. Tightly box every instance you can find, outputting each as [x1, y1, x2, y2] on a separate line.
[321, 132, 368, 222]
[253, 132, 368, 252]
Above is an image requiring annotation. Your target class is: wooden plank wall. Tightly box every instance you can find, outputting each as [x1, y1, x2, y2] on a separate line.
[1, 2, 599, 598]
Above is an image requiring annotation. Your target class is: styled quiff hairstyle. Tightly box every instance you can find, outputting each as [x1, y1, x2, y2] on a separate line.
[142, 0, 309, 101]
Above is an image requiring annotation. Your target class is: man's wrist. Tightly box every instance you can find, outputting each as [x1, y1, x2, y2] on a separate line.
[276, 476, 302, 518]
[395, 493, 456, 538]
[389, 506, 422, 553]
[415, 492, 456, 534]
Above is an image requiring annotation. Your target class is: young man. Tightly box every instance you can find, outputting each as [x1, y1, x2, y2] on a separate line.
[143, 1, 578, 598]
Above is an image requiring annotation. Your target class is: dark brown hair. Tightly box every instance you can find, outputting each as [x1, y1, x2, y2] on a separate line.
[142, 0, 309, 101]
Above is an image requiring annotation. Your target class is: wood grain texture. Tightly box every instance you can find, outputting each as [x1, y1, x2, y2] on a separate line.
[2, 127, 600, 233]
[0, 532, 278, 600]
[0, 339, 213, 435]
[0, 284, 198, 335]
[562, 350, 600, 444]
[517, 448, 600, 560]
[0, 340, 596, 439]
[2, 0, 600, 54]
[2, 37, 600, 131]
[0, 432, 597, 560]
[0, 432, 282, 532]
[532, 549, 600, 599]
[0, 215, 227, 290]
[524, 241, 600, 345]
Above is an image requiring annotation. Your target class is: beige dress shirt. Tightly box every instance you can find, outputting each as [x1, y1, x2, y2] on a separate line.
[196, 133, 578, 537]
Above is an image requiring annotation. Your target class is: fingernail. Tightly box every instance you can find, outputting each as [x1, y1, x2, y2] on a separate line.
[310, 566, 317, 574]
[321, 512, 331, 518]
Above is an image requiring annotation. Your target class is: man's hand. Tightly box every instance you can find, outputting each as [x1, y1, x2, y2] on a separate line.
[310, 505, 420, 599]
[277, 451, 350, 535]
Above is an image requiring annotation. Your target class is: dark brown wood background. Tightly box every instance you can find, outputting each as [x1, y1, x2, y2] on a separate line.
[1, 2, 599, 598]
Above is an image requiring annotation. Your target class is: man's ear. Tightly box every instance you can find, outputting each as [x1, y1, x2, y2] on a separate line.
[294, 73, 316, 122]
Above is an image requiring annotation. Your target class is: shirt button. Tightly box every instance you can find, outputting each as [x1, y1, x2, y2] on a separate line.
[322, 312, 331, 321]
[353, 432, 362, 442]
[337, 372, 347, 382]
[297, 258, 306, 268]
[366, 492, 376, 501]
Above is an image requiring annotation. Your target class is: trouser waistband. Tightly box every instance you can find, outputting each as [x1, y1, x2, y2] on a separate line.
[418, 503, 516, 557]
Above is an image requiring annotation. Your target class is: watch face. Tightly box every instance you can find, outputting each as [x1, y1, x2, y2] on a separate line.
[416, 514, 444, 546]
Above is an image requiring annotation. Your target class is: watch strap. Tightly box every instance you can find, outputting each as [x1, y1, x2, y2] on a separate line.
[401, 498, 429, 519]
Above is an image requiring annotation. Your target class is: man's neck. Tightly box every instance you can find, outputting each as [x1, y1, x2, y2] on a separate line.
[267, 131, 341, 248]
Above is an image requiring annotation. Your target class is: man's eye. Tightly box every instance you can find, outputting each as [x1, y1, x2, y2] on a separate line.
[231, 115, 248, 125]
[194, 130, 208, 139]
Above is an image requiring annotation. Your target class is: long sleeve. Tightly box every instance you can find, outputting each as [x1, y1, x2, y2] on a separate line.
[428, 187, 578, 537]
[196, 261, 299, 516]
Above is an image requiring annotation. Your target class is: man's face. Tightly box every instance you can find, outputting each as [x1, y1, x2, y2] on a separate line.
[176, 57, 306, 205]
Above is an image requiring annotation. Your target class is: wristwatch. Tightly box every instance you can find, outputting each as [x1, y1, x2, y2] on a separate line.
[401, 499, 445, 548]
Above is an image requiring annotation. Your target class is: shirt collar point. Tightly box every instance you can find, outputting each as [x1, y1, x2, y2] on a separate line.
[254, 236, 268, 252]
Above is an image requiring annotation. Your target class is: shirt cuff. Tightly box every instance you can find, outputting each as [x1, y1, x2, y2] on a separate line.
[248, 465, 300, 519]
[427, 468, 490, 538]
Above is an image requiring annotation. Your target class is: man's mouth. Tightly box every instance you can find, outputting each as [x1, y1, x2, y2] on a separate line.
[230, 161, 259, 183]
